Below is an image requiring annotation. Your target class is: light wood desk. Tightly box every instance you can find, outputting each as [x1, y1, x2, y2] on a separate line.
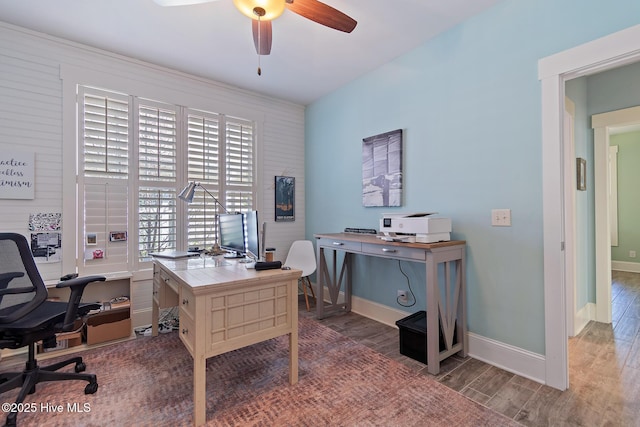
[152, 256, 301, 426]
[314, 233, 467, 375]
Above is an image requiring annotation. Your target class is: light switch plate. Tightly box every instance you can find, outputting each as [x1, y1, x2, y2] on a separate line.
[492, 209, 511, 226]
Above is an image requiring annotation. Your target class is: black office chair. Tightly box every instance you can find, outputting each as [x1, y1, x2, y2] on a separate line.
[0, 233, 105, 426]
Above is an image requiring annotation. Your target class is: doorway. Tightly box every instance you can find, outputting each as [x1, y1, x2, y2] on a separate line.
[592, 106, 640, 324]
[540, 24, 640, 391]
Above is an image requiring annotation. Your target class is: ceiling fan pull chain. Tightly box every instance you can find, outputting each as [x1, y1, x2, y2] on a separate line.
[253, 6, 265, 76]
[257, 14, 262, 75]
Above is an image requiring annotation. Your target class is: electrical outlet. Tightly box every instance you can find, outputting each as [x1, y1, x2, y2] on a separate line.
[630, 250, 636, 258]
[491, 209, 512, 227]
[397, 290, 408, 303]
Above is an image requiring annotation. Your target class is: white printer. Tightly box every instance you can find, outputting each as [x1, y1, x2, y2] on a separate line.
[379, 213, 451, 243]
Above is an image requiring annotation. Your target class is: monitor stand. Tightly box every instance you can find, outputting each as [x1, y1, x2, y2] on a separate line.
[223, 251, 245, 259]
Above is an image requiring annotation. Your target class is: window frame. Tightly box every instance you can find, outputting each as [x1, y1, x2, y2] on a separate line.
[75, 84, 258, 274]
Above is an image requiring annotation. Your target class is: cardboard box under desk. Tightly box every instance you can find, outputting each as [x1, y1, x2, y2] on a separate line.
[85, 305, 131, 345]
[37, 318, 84, 354]
[37, 330, 83, 354]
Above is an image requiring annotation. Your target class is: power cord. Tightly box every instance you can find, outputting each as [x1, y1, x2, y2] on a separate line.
[397, 260, 416, 308]
[159, 306, 179, 330]
[135, 307, 179, 336]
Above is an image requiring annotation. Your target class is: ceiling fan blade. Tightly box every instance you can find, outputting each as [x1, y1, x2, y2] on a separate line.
[285, 0, 357, 33]
[153, 0, 219, 7]
[252, 19, 273, 55]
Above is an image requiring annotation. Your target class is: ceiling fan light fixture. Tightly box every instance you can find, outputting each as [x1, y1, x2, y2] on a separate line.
[233, 0, 285, 21]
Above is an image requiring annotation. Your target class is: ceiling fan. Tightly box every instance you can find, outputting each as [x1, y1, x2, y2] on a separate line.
[153, 0, 357, 59]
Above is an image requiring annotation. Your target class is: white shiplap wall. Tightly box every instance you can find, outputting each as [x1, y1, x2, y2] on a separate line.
[0, 21, 306, 326]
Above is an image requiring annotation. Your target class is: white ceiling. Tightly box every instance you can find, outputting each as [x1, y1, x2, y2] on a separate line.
[0, 0, 502, 105]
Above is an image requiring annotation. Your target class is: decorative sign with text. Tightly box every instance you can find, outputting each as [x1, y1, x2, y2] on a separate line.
[0, 149, 35, 199]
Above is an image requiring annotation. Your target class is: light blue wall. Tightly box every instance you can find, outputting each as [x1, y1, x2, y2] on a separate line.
[305, 0, 640, 354]
[565, 78, 594, 311]
[587, 61, 640, 113]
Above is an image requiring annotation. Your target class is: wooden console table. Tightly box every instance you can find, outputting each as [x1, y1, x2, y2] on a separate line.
[152, 257, 301, 426]
[314, 233, 467, 375]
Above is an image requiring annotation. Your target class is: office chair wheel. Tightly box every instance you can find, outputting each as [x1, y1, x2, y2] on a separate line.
[84, 381, 98, 394]
[4, 411, 16, 427]
[74, 361, 86, 373]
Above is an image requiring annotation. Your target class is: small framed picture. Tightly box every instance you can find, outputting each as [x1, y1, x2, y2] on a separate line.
[275, 176, 295, 222]
[86, 233, 97, 245]
[110, 231, 127, 242]
[577, 158, 586, 191]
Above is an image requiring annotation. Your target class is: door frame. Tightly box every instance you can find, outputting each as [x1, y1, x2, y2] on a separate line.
[563, 96, 577, 337]
[539, 24, 640, 390]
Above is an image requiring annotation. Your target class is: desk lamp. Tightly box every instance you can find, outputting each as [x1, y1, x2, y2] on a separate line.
[178, 181, 229, 256]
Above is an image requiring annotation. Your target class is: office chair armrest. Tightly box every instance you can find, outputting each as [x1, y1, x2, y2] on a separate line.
[0, 286, 37, 296]
[0, 272, 34, 307]
[55, 275, 107, 290]
[0, 272, 25, 289]
[55, 275, 106, 331]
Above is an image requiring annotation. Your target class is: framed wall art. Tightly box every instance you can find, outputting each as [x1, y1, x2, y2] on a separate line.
[275, 176, 295, 221]
[577, 157, 586, 191]
[362, 129, 403, 207]
[110, 231, 127, 242]
[86, 233, 97, 245]
[0, 148, 35, 200]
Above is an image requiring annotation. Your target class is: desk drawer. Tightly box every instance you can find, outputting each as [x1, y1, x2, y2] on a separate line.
[179, 310, 195, 355]
[153, 267, 179, 308]
[152, 266, 161, 305]
[362, 243, 426, 261]
[179, 285, 196, 321]
[317, 238, 361, 253]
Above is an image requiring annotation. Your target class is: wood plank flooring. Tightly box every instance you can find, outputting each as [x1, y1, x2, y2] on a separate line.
[301, 270, 640, 426]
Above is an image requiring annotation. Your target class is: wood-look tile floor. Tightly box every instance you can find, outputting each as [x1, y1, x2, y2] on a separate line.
[300, 270, 640, 426]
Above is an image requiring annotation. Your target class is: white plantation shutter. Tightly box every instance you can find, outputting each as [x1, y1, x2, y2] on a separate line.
[224, 117, 254, 213]
[81, 88, 129, 178]
[186, 110, 220, 249]
[83, 182, 129, 270]
[138, 186, 177, 260]
[138, 102, 178, 182]
[77, 86, 256, 269]
[78, 87, 131, 274]
[136, 99, 179, 260]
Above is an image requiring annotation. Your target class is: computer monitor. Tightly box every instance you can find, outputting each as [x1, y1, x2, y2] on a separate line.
[244, 210, 260, 261]
[218, 213, 245, 258]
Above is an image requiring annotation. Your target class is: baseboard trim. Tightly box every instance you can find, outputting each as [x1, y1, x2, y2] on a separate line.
[351, 295, 412, 327]
[335, 287, 546, 384]
[612, 261, 640, 273]
[467, 333, 546, 384]
[572, 303, 595, 336]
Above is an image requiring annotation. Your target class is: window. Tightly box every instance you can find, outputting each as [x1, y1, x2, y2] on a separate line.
[224, 117, 255, 212]
[136, 99, 179, 260]
[81, 89, 129, 179]
[186, 110, 220, 250]
[78, 87, 130, 274]
[78, 86, 256, 272]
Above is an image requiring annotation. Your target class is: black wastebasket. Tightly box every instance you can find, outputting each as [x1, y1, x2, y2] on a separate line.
[395, 310, 456, 364]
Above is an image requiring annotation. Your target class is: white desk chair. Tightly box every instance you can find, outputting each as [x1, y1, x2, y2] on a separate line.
[284, 240, 316, 311]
